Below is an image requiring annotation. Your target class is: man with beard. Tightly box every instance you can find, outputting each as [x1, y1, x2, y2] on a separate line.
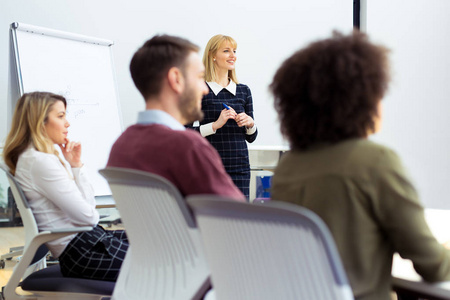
[107, 35, 244, 200]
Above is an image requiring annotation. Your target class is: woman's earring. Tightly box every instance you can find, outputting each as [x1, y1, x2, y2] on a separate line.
[213, 58, 216, 61]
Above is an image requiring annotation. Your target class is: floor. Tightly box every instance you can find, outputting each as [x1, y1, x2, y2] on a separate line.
[0, 226, 24, 288]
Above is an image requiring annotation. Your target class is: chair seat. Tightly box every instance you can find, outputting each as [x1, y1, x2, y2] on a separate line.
[21, 265, 115, 295]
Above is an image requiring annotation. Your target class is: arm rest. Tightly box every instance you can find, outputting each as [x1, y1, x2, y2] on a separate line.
[4, 226, 92, 299]
[45, 226, 93, 234]
[392, 277, 450, 300]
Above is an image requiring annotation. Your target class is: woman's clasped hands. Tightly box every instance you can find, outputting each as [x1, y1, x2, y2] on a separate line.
[213, 106, 254, 131]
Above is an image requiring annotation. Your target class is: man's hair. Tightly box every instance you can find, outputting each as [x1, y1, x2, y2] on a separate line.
[270, 30, 390, 150]
[130, 35, 200, 100]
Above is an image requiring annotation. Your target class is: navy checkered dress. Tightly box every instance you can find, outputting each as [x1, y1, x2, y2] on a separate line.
[190, 83, 257, 199]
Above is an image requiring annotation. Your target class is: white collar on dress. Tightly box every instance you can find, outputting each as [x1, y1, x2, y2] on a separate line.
[206, 80, 237, 96]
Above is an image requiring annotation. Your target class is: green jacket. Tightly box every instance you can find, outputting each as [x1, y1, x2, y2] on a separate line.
[272, 138, 450, 300]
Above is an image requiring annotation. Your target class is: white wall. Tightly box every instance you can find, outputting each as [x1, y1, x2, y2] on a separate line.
[0, 0, 353, 148]
[367, 0, 450, 208]
[3, 1, 448, 209]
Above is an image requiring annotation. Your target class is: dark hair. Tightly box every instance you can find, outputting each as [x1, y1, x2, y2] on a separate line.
[270, 30, 390, 150]
[130, 35, 200, 100]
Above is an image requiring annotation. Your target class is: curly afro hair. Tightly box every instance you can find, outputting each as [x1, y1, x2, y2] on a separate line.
[270, 30, 390, 150]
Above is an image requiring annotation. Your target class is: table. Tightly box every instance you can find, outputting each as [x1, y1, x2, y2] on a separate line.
[248, 145, 289, 201]
[95, 195, 115, 208]
[392, 209, 450, 299]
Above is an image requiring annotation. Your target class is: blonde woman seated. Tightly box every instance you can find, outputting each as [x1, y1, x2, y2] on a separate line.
[3, 92, 128, 281]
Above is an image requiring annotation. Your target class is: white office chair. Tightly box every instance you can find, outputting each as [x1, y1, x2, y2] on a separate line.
[99, 167, 211, 300]
[187, 195, 355, 300]
[0, 205, 24, 269]
[0, 162, 25, 270]
[0, 165, 115, 300]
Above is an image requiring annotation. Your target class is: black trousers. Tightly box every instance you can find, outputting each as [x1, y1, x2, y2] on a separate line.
[59, 225, 128, 282]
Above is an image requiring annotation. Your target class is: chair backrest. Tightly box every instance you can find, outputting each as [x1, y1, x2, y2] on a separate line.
[187, 196, 355, 300]
[1, 165, 39, 244]
[99, 167, 210, 300]
[0, 165, 48, 271]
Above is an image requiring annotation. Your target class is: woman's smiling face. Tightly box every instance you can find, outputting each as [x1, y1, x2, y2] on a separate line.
[213, 41, 237, 72]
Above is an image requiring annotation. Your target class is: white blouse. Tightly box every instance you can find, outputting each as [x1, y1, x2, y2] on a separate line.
[15, 146, 99, 258]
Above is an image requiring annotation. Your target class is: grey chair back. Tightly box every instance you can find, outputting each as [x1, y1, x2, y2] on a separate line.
[187, 195, 354, 300]
[99, 167, 210, 300]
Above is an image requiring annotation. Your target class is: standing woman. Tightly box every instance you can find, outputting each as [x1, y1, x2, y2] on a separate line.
[2, 92, 128, 281]
[193, 34, 257, 200]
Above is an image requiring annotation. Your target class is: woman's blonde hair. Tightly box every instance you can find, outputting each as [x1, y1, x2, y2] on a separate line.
[3, 92, 67, 175]
[203, 34, 239, 84]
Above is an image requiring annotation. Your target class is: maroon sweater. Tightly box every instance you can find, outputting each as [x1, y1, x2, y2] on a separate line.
[107, 124, 244, 201]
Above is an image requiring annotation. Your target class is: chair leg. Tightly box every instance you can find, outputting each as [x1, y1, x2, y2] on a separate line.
[1, 246, 24, 261]
[0, 246, 24, 268]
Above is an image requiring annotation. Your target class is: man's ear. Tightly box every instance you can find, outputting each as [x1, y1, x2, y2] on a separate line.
[167, 67, 184, 94]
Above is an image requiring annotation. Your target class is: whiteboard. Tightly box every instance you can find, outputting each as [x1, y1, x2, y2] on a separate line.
[10, 22, 122, 196]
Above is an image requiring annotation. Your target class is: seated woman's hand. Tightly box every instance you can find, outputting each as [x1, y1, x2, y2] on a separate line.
[59, 138, 83, 168]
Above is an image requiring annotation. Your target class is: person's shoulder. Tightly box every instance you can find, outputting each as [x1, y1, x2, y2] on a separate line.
[180, 128, 210, 145]
[121, 123, 152, 134]
[22, 147, 56, 162]
[236, 83, 252, 99]
[19, 147, 62, 175]
[116, 124, 167, 140]
[179, 129, 218, 152]
[348, 139, 403, 170]
[359, 139, 399, 158]
[236, 83, 251, 91]
[349, 138, 391, 151]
